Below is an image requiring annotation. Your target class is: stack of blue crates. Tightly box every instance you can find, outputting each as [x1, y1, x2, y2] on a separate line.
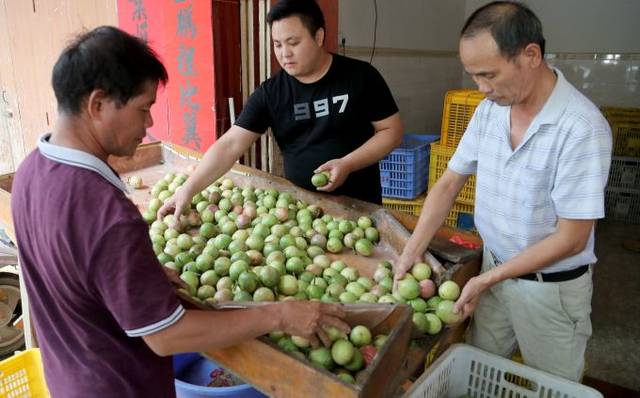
[379, 133, 441, 199]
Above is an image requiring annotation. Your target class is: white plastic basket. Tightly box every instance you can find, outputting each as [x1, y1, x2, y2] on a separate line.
[404, 344, 602, 398]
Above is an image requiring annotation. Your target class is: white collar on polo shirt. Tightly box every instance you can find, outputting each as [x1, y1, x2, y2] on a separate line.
[535, 67, 573, 126]
[37, 133, 129, 194]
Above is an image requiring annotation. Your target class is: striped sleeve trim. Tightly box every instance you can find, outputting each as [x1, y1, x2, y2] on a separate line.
[125, 304, 186, 337]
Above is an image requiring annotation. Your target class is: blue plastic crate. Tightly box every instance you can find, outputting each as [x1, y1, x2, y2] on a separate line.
[380, 134, 440, 199]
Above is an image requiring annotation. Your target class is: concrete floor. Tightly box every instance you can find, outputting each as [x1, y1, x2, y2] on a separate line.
[586, 219, 640, 391]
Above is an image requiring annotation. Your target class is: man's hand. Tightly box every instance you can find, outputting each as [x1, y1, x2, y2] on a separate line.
[276, 301, 350, 347]
[157, 186, 192, 222]
[452, 274, 490, 320]
[393, 250, 423, 292]
[314, 158, 353, 192]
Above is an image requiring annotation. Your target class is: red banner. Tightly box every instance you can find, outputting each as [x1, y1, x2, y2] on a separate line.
[117, 0, 216, 152]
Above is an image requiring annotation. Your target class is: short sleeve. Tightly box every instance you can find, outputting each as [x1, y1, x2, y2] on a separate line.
[448, 105, 483, 175]
[235, 84, 271, 134]
[91, 219, 184, 337]
[362, 64, 399, 122]
[551, 120, 612, 219]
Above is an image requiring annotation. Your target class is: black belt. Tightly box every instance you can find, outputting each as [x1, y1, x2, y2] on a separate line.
[518, 264, 589, 282]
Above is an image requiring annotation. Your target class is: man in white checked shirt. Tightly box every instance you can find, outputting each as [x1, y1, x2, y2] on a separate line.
[394, 1, 611, 381]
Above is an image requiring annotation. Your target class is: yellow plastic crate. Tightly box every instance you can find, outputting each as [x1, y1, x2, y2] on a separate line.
[383, 193, 475, 231]
[428, 143, 476, 205]
[440, 89, 485, 148]
[445, 202, 475, 230]
[611, 122, 640, 157]
[0, 349, 49, 398]
[382, 193, 426, 216]
[601, 106, 640, 119]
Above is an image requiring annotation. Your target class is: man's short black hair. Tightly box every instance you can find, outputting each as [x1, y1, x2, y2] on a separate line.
[461, 1, 546, 59]
[52, 26, 168, 115]
[266, 0, 325, 39]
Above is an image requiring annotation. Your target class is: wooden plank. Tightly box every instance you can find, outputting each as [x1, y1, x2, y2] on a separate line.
[0, 0, 26, 173]
[239, 0, 251, 166]
[247, 0, 257, 169]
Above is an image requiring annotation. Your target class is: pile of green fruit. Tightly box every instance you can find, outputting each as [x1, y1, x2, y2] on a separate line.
[144, 173, 383, 304]
[142, 172, 463, 347]
[269, 325, 387, 384]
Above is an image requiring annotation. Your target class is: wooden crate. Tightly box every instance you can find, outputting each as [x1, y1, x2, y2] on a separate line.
[176, 302, 413, 398]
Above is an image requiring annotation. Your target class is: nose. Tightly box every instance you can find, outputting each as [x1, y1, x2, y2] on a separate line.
[146, 112, 154, 128]
[473, 76, 492, 95]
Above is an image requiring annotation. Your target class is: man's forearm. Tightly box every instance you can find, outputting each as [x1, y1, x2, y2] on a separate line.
[403, 175, 462, 260]
[182, 132, 252, 198]
[146, 306, 280, 356]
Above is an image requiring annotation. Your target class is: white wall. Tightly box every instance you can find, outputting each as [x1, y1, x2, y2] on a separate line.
[339, 0, 465, 51]
[465, 0, 640, 53]
[339, 1, 640, 135]
[462, 0, 640, 107]
[339, 0, 466, 135]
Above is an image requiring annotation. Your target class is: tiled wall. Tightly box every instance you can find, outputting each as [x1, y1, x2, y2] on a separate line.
[463, 53, 640, 109]
[347, 50, 462, 135]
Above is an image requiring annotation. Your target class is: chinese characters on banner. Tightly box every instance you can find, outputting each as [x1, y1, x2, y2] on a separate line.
[117, 0, 216, 152]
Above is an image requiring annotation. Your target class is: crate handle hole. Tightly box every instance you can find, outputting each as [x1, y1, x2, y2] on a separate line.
[503, 371, 538, 392]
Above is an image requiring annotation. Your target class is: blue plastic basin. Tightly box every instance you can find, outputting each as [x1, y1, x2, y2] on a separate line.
[173, 353, 266, 398]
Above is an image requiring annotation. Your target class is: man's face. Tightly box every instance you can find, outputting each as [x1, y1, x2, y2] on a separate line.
[96, 80, 157, 157]
[271, 15, 324, 79]
[459, 31, 529, 106]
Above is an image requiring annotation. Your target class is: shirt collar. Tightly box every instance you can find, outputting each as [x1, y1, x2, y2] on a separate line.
[535, 67, 573, 126]
[37, 133, 129, 194]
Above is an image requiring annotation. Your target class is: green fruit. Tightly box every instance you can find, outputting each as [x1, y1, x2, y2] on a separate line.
[409, 297, 428, 313]
[259, 266, 280, 288]
[426, 296, 443, 310]
[253, 287, 275, 301]
[229, 260, 249, 281]
[180, 271, 199, 294]
[339, 292, 357, 304]
[411, 262, 432, 281]
[424, 313, 443, 335]
[436, 300, 462, 324]
[278, 275, 298, 295]
[344, 349, 364, 372]
[397, 278, 420, 300]
[438, 281, 461, 301]
[177, 234, 193, 250]
[213, 257, 231, 276]
[364, 227, 379, 243]
[357, 216, 373, 229]
[195, 253, 215, 272]
[349, 325, 372, 347]
[354, 239, 374, 256]
[200, 270, 220, 287]
[412, 312, 430, 334]
[373, 334, 388, 350]
[309, 347, 334, 370]
[326, 237, 343, 253]
[196, 285, 216, 300]
[331, 339, 355, 366]
[311, 173, 329, 187]
[336, 372, 355, 384]
[238, 271, 259, 293]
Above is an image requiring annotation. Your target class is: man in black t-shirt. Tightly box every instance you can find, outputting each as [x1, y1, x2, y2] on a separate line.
[159, 0, 402, 219]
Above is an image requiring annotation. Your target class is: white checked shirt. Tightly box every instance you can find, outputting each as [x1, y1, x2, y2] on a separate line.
[449, 68, 612, 273]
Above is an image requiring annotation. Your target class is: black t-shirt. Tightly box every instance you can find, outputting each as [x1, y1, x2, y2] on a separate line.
[235, 54, 398, 204]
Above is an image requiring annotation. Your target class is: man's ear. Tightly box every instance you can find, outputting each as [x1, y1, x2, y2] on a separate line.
[315, 27, 325, 47]
[86, 89, 108, 120]
[522, 43, 543, 68]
